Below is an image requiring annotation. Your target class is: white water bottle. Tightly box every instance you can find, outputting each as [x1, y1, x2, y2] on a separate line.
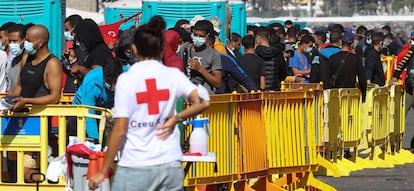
[185, 118, 210, 156]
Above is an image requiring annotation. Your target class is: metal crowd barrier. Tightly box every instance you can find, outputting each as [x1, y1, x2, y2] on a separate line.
[0, 105, 110, 191]
[263, 90, 335, 191]
[183, 94, 239, 189]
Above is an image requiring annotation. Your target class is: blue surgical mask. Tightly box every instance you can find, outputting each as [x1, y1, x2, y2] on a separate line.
[64, 31, 74, 41]
[366, 38, 372, 45]
[24, 40, 37, 55]
[304, 47, 313, 53]
[191, 34, 206, 48]
[9, 43, 23, 56]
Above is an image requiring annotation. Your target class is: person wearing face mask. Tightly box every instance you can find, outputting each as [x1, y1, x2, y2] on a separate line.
[364, 32, 385, 86]
[8, 24, 62, 183]
[226, 32, 242, 59]
[62, 14, 83, 93]
[177, 19, 222, 94]
[115, 27, 136, 71]
[381, 33, 397, 56]
[289, 34, 315, 83]
[0, 22, 15, 52]
[6, 24, 31, 92]
[69, 19, 112, 70]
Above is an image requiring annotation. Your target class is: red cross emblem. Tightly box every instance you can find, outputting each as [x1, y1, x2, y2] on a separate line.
[136, 79, 170, 115]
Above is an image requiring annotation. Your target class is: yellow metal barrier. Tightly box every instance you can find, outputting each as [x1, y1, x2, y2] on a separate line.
[0, 105, 110, 191]
[363, 86, 394, 167]
[183, 94, 240, 188]
[387, 85, 414, 163]
[263, 91, 335, 191]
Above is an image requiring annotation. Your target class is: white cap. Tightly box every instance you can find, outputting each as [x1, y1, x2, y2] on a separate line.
[208, 16, 222, 34]
[190, 15, 205, 27]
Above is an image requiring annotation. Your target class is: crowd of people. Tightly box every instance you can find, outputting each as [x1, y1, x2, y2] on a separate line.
[0, 12, 413, 190]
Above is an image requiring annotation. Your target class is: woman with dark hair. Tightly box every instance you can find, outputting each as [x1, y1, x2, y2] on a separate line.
[68, 19, 112, 69]
[89, 16, 210, 191]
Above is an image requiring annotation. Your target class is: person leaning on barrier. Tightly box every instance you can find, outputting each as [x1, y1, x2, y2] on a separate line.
[8, 25, 62, 183]
[88, 16, 210, 191]
[325, 32, 367, 102]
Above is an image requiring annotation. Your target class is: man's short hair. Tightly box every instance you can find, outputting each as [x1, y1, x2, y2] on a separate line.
[230, 32, 241, 42]
[8, 24, 27, 39]
[330, 30, 342, 43]
[285, 20, 293, 26]
[64, 14, 83, 28]
[371, 32, 385, 45]
[241, 35, 255, 49]
[382, 25, 391, 32]
[0, 22, 15, 32]
[193, 20, 213, 34]
[299, 34, 315, 45]
[314, 31, 326, 43]
[254, 27, 269, 41]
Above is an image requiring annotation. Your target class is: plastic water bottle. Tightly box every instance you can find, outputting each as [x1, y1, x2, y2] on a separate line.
[184, 117, 210, 156]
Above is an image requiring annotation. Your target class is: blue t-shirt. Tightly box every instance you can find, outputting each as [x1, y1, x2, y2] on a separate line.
[72, 67, 108, 139]
[289, 50, 311, 82]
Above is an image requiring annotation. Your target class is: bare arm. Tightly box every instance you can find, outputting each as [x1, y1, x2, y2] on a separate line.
[260, 76, 266, 90]
[291, 68, 310, 76]
[12, 58, 62, 111]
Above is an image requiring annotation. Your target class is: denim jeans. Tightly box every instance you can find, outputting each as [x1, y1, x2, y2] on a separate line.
[111, 161, 184, 191]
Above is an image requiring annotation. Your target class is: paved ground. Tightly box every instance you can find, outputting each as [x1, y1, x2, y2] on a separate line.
[318, 163, 414, 191]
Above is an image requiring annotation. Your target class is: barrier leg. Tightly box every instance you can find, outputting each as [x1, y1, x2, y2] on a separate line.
[316, 156, 344, 177]
[298, 172, 337, 191]
[251, 176, 286, 191]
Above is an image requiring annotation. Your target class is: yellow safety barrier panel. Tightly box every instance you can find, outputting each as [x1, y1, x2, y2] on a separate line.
[263, 91, 335, 191]
[281, 83, 324, 152]
[183, 94, 240, 189]
[387, 84, 414, 164]
[0, 105, 110, 191]
[362, 86, 394, 168]
[234, 93, 270, 191]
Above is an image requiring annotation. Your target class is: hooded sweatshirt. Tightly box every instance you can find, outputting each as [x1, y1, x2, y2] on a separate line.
[255, 45, 286, 91]
[163, 30, 184, 72]
[74, 19, 112, 68]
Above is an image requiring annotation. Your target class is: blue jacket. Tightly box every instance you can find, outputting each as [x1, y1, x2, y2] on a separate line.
[72, 67, 108, 139]
[215, 54, 257, 94]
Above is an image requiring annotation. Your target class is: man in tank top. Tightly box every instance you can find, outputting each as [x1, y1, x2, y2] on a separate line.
[8, 25, 62, 182]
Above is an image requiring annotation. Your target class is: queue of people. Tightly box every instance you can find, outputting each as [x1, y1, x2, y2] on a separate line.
[0, 12, 412, 191]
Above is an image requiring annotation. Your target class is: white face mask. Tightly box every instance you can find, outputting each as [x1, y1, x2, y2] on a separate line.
[9, 43, 23, 56]
[411, 40, 414, 46]
[64, 31, 74, 41]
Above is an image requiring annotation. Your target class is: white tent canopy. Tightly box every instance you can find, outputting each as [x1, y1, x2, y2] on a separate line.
[66, 7, 104, 25]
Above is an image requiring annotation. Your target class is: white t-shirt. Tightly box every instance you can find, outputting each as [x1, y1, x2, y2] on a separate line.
[114, 60, 196, 167]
